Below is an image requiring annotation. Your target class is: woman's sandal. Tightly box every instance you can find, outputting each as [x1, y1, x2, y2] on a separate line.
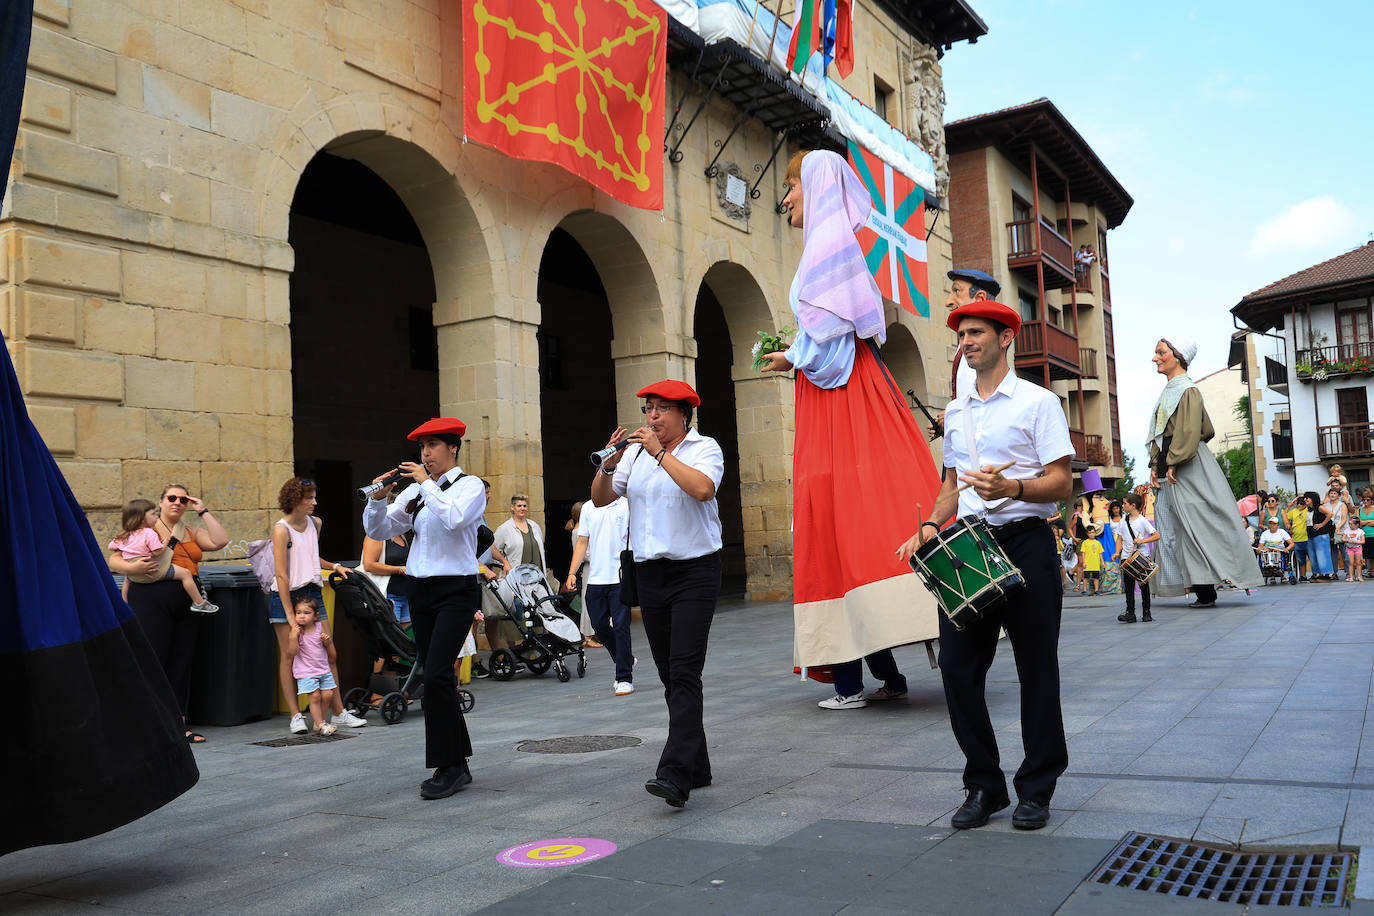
[186, 731, 207, 744]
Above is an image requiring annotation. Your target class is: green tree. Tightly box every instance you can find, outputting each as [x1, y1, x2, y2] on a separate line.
[1233, 395, 1252, 436]
[1110, 452, 1137, 499]
[1218, 441, 1255, 499]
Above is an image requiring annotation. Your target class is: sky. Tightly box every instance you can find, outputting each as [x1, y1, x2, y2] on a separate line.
[938, 0, 1374, 478]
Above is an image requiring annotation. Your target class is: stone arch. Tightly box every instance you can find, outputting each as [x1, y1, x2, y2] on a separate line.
[882, 321, 930, 409]
[694, 259, 793, 600]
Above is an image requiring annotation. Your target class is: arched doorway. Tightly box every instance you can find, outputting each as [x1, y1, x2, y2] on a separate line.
[536, 227, 617, 582]
[289, 150, 439, 562]
[881, 322, 931, 428]
[693, 282, 746, 596]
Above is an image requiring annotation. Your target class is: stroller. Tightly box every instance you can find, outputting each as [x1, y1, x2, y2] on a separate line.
[328, 571, 474, 724]
[483, 564, 586, 682]
[1259, 548, 1296, 585]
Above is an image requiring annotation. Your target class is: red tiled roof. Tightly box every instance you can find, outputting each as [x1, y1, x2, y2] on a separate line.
[1242, 241, 1374, 302]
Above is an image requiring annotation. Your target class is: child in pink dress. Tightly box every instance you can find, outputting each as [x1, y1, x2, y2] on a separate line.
[287, 597, 338, 735]
[109, 498, 218, 613]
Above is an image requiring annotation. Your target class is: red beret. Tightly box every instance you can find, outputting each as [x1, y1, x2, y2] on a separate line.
[407, 417, 467, 441]
[947, 300, 1021, 335]
[636, 379, 701, 408]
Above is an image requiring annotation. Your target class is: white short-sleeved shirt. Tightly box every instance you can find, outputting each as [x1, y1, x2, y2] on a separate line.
[943, 371, 1075, 525]
[1119, 514, 1157, 557]
[577, 497, 629, 585]
[1259, 528, 1292, 550]
[611, 429, 724, 561]
[953, 355, 977, 400]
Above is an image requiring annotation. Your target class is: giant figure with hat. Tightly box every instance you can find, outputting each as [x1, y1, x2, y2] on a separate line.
[1146, 336, 1262, 605]
[364, 418, 487, 799]
[898, 297, 1075, 830]
[761, 149, 944, 709]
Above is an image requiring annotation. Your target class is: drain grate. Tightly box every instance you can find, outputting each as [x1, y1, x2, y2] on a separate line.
[517, 735, 642, 754]
[251, 733, 354, 747]
[1090, 833, 1353, 907]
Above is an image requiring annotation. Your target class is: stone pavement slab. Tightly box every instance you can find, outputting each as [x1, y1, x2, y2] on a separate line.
[3, 580, 1372, 913]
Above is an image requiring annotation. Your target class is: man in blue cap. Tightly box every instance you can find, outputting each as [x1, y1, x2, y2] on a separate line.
[927, 269, 1003, 439]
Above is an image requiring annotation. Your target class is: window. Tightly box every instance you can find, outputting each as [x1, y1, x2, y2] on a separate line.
[1336, 302, 1372, 357]
[1096, 224, 1109, 271]
[1012, 196, 1031, 222]
[1018, 288, 1038, 323]
[874, 77, 896, 126]
[1048, 305, 1062, 329]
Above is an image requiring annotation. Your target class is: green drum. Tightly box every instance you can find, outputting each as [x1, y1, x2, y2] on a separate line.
[908, 517, 1025, 629]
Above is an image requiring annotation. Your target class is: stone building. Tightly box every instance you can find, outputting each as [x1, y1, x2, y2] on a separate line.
[4, 0, 986, 599]
[945, 98, 1131, 487]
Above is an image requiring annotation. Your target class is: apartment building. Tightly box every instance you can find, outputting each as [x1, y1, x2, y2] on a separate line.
[1232, 242, 1374, 495]
[945, 99, 1132, 484]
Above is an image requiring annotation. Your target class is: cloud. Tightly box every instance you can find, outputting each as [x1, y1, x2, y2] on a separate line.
[1250, 196, 1358, 256]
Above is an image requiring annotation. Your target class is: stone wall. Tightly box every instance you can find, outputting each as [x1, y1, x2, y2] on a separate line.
[5, 0, 961, 601]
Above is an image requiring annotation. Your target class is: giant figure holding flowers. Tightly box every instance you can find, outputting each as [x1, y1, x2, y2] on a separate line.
[761, 149, 943, 709]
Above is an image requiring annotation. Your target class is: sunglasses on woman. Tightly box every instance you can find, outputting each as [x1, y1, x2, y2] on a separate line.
[165, 495, 190, 504]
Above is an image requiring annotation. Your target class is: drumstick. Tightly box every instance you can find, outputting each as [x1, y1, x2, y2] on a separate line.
[956, 461, 1017, 493]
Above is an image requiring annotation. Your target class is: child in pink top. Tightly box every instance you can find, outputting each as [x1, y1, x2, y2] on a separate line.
[1343, 516, 1365, 583]
[286, 597, 338, 735]
[109, 498, 218, 613]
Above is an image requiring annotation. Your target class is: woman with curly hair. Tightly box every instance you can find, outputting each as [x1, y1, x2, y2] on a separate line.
[269, 477, 367, 734]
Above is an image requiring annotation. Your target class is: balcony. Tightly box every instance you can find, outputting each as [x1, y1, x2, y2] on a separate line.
[1084, 434, 1110, 466]
[1080, 347, 1098, 379]
[1112, 439, 1124, 468]
[1006, 218, 1075, 290]
[1015, 320, 1081, 380]
[1295, 341, 1374, 382]
[1271, 432, 1294, 461]
[1317, 423, 1374, 460]
[1069, 428, 1087, 468]
[1264, 355, 1289, 393]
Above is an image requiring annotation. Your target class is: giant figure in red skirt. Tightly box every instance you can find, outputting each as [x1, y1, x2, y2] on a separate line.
[761, 149, 943, 709]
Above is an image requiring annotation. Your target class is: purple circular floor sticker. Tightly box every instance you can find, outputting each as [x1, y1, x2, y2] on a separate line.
[496, 837, 617, 868]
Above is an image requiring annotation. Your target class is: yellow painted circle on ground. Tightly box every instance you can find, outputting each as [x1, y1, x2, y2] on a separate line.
[526, 843, 587, 860]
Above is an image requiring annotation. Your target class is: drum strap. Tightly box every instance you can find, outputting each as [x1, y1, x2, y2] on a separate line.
[958, 394, 1015, 517]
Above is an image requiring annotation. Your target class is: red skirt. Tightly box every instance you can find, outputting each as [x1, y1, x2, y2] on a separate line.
[792, 338, 944, 668]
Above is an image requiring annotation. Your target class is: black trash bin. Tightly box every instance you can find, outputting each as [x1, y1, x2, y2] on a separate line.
[188, 566, 275, 726]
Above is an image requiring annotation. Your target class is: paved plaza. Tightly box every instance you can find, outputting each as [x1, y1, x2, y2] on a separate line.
[4, 580, 1374, 913]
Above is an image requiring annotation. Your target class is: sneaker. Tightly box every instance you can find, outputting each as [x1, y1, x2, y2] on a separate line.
[316, 722, 337, 737]
[332, 711, 368, 728]
[865, 685, 908, 701]
[472, 661, 491, 679]
[614, 681, 634, 696]
[818, 692, 867, 710]
[289, 713, 308, 735]
[189, 600, 219, 614]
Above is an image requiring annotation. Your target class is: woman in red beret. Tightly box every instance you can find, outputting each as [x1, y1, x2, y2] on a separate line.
[590, 380, 724, 808]
[364, 418, 488, 799]
[760, 149, 944, 709]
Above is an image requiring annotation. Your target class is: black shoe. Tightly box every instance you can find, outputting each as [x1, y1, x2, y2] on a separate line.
[1117, 611, 1137, 623]
[644, 778, 687, 808]
[1012, 799, 1050, 830]
[1188, 600, 1216, 608]
[472, 661, 490, 679]
[950, 787, 1009, 829]
[1141, 611, 1152, 622]
[420, 763, 472, 799]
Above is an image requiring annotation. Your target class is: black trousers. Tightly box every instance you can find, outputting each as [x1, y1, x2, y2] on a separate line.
[128, 580, 199, 718]
[409, 575, 480, 769]
[1192, 583, 1217, 603]
[637, 551, 721, 796]
[937, 521, 1067, 805]
[1122, 569, 1151, 612]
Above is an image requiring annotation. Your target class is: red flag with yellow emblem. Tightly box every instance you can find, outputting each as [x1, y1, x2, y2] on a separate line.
[463, 0, 666, 210]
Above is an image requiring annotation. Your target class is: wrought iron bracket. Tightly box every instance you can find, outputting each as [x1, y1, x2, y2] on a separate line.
[749, 131, 788, 199]
[666, 55, 730, 165]
[705, 111, 749, 179]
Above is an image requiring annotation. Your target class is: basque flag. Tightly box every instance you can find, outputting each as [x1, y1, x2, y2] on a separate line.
[847, 139, 931, 317]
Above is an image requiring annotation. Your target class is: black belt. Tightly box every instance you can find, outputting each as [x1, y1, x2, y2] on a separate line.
[989, 516, 1047, 543]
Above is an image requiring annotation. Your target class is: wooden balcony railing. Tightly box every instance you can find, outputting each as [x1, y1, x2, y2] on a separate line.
[1080, 347, 1098, 378]
[1074, 272, 1094, 295]
[1264, 355, 1288, 389]
[1317, 423, 1374, 459]
[1016, 320, 1081, 370]
[1296, 341, 1374, 381]
[1006, 217, 1074, 277]
[1069, 428, 1087, 462]
[1084, 434, 1109, 466]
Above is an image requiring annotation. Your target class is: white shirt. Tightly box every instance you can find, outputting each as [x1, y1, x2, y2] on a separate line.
[953, 355, 976, 399]
[943, 371, 1074, 524]
[577, 497, 629, 585]
[363, 466, 486, 577]
[611, 429, 724, 561]
[1119, 514, 1157, 557]
[1259, 528, 1292, 550]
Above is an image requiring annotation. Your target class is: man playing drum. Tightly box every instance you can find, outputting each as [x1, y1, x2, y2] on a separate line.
[898, 299, 1073, 831]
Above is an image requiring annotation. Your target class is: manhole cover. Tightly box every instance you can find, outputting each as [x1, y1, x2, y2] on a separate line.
[516, 736, 642, 754]
[251, 734, 354, 747]
[1090, 832, 1353, 907]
